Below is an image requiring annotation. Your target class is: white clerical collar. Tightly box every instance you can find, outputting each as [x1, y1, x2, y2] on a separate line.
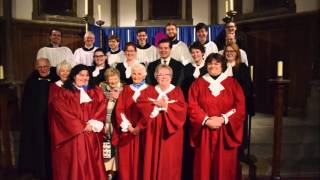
[192, 61, 205, 78]
[92, 65, 105, 77]
[130, 83, 148, 102]
[75, 85, 92, 104]
[160, 57, 171, 65]
[123, 59, 139, 78]
[55, 80, 63, 87]
[202, 73, 228, 97]
[155, 84, 175, 97]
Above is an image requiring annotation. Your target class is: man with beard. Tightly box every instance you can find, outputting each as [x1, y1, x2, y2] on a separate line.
[165, 22, 192, 65]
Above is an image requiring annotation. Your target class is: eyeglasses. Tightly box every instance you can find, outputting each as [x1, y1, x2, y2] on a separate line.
[37, 66, 50, 69]
[226, 25, 236, 28]
[157, 74, 171, 77]
[225, 50, 236, 53]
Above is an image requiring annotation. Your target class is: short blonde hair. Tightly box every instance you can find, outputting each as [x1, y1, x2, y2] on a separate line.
[104, 67, 120, 80]
[154, 64, 173, 79]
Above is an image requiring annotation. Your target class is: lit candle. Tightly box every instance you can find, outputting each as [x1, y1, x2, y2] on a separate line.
[0, 65, 4, 80]
[84, 0, 88, 15]
[225, 0, 229, 13]
[250, 65, 253, 81]
[230, 0, 234, 11]
[277, 61, 283, 77]
[98, 4, 102, 20]
[127, 29, 130, 42]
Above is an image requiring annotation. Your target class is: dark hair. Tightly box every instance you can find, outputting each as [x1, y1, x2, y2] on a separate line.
[63, 64, 95, 91]
[195, 22, 208, 32]
[93, 48, 108, 67]
[49, 29, 62, 36]
[124, 42, 137, 51]
[158, 38, 172, 49]
[189, 42, 205, 54]
[165, 22, 177, 29]
[225, 21, 236, 28]
[136, 28, 147, 35]
[205, 53, 227, 72]
[108, 34, 120, 42]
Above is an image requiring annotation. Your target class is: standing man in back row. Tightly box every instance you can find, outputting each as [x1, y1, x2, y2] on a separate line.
[37, 29, 75, 67]
[165, 22, 192, 65]
[195, 22, 218, 60]
[136, 28, 158, 66]
[74, 31, 97, 66]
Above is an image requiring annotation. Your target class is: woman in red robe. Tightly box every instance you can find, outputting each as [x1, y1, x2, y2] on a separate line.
[188, 53, 245, 180]
[49, 64, 107, 180]
[113, 63, 149, 180]
[137, 64, 187, 180]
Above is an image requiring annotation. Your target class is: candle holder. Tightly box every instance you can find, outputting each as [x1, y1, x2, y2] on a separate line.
[227, 10, 238, 21]
[81, 15, 89, 33]
[96, 20, 105, 48]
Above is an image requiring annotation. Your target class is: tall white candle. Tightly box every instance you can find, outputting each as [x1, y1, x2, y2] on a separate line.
[177, 27, 180, 40]
[230, 0, 234, 11]
[250, 65, 253, 81]
[193, 27, 196, 42]
[127, 29, 130, 42]
[225, 0, 229, 13]
[98, 4, 102, 20]
[277, 61, 283, 77]
[85, 0, 88, 15]
[208, 27, 211, 41]
[0, 65, 4, 80]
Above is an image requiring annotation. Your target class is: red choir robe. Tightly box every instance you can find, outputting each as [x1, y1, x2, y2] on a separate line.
[48, 86, 107, 180]
[113, 84, 148, 180]
[137, 85, 187, 180]
[188, 73, 245, 180]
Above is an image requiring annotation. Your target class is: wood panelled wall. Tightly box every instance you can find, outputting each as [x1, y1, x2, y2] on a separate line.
[238, 11, 319, 114]
[4, 20, 84, 82]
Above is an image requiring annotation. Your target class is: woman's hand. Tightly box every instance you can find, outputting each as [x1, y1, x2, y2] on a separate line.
[205, 116, 224, 129]
[152, 98, 168, 109]
[84, 124, 93, 132]
[129, 126, 141, 136]
[109, 90, 120, 100]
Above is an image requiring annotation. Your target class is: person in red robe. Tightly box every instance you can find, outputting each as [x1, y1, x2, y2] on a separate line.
[113, 63, 149, 180]
[188, 53, 245, 180]
[49, 64, 107, 180]
[137, 64, 187, 180]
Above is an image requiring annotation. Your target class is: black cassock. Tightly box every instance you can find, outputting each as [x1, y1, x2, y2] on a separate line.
[181, 63, 207, 100]
[147, 58, 184, 86]
[18, 68, 58, 179]
[88, 65, 110, 85]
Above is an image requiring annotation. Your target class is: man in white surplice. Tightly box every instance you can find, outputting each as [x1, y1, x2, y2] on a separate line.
[36, 29, 75, 67]
[74, 31, 98, 66]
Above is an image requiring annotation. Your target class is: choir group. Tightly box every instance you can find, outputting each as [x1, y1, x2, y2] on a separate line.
[18, 21, 254, 180]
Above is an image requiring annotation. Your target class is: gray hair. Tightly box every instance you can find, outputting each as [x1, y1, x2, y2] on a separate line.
[56, 60, 72, 75]
[131, 63, 147, 77]
[84, 31, 95, 39]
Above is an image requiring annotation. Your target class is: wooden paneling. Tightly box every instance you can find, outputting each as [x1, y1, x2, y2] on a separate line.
[238, 11, 319, 114]
[9, 20, 84, 82]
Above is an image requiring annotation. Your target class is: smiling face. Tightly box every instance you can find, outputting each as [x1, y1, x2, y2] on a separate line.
[225, 22, 237, 34]
[74, 70, 89, 87]
[36, 58, 50, 77]
[156, 67, 172, 88]
[94, 51, 107, 67]
[137, 31, 147, 46]
[196, 28, 208, 43]
[158, 42, 171, 59]
[84, 33, 95, 47]
[166, 25, 177, 39]
[207, 60, 222, 76]
[191, 48, 204, 64]
[108, 39, 119, 50]
[58, 65, 71, 82]
[131, 68, 145, 84]
[107, 75, 120, 89]
[125, 45, 137, 61]
[50, 30, 62, 46]
[224, 46, 237, 62]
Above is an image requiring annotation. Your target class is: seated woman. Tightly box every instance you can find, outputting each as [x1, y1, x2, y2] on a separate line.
[49, 64, 107, 180]
[99, 67, 123, 179]
[89, 48, 110, 85]
[137, 64, 187, 180]
[114, 63, 149, 180]
[223, 43, 254, 160]
[188, 53, 245, 180]
[116, 42, 141, 85]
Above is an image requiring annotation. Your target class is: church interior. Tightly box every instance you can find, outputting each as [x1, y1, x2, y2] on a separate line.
[0, 0, 319, 179]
